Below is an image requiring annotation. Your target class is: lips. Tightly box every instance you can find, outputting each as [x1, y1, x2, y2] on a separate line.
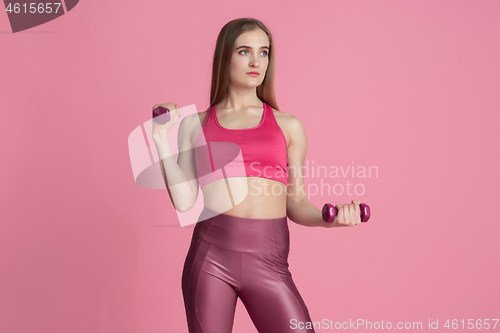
[247, 72, 259, 77]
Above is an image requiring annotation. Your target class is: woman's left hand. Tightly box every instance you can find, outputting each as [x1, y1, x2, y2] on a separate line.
[324, 199, 361, 228]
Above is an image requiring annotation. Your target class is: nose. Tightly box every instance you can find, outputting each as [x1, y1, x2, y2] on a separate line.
[249, 53, 260, 68]
[250, 61, 259, 68]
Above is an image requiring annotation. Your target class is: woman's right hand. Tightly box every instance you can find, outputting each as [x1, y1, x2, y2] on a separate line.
[152, 102, 181, 143]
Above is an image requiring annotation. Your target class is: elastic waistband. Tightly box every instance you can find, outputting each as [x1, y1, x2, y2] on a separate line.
[194, 206, 290, 255]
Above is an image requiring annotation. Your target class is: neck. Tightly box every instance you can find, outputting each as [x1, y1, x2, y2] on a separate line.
[219, 87, 262, 112]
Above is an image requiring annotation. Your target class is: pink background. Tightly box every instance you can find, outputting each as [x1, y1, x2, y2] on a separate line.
[1, 0, 499, 332]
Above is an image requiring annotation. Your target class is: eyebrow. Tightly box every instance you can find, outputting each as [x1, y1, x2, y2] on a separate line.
[235, 45, 269, 50]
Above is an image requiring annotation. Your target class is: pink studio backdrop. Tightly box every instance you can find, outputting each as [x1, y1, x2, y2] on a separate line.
[1, 1, 499, 332]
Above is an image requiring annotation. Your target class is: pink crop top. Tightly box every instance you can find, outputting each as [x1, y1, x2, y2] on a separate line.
[194, 102, 288, 188]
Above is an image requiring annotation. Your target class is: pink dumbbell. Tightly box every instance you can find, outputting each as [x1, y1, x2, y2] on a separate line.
[153, 106, 171, 124]
[322, 203, 371, 223]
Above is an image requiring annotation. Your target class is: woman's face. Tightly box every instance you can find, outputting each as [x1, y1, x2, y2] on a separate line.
[228, 28, 270, 90]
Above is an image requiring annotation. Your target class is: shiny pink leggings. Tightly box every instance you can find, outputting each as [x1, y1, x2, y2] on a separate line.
[182, 207, 315, 333]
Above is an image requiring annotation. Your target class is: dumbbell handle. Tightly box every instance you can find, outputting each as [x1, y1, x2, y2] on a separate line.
[322, 203, 371, 223]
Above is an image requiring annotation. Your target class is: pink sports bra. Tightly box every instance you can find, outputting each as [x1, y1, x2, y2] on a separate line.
[195, 102, 288, 188]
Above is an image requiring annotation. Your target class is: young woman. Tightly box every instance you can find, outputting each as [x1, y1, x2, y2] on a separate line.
[152, 17, 362, 333]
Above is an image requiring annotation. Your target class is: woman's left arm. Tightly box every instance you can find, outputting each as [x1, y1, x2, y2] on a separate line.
[285, 115, 361, 228]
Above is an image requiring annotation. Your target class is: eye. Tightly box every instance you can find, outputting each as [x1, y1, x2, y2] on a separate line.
[238, 49, 268, 56]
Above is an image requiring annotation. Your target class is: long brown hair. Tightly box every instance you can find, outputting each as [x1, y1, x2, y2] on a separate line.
[209, 18, 280, 111]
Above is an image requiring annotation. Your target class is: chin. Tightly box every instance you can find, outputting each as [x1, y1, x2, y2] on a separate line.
[236, 82, 261, 89]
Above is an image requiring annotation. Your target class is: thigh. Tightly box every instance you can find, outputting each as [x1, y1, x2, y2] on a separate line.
[182, 240, 239, 333]
[238, 252, 315, 333]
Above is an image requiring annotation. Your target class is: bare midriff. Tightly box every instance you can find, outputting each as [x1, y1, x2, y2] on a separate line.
[201, 177, 287, 219]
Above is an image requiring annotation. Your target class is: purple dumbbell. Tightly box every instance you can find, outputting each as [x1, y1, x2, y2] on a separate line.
[152, 106, 171, 124]
[322, 203, 371, 223]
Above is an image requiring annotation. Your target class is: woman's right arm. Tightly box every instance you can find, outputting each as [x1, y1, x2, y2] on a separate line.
[152, 103, 199, 212]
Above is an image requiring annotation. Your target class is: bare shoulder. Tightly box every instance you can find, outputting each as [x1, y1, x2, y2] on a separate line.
[271, 107, 306, 148]
[198, 109, 209, 125]
[272, 107, 304, 128]
[181, 109, 208, 124]
[179, 109, 209, 144]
